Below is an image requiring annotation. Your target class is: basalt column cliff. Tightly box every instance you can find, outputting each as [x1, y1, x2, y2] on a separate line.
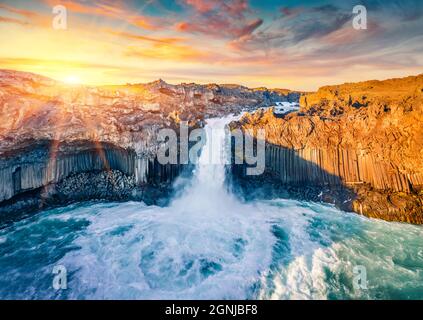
[0, 70, 295, 220]
[231, 74, 423, 224]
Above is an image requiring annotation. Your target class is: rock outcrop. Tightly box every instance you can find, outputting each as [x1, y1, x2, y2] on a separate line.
[0, 69, 297, 220]
[230, 74, 423, 224]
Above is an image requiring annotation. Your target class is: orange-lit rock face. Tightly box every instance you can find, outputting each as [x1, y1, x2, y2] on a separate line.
[0, 71, 181, 156]
[236, 74, 423, 178]
[0, 70, 296, 156]
[231, 74, 423, 223]
[0, 69, 298, 215]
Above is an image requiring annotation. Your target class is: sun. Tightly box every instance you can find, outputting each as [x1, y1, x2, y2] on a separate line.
[63, 75, 82, 85]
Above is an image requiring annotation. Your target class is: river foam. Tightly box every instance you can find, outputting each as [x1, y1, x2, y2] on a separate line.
[0, 115, 422, 299]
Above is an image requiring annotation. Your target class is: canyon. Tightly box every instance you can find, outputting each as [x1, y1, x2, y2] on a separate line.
[0, 69, 295, 221]
[1, 70, 423, 299]
[0, 69, 422, 224]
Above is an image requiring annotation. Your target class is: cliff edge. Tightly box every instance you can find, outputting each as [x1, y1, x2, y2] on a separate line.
[231, 74, 423, 224]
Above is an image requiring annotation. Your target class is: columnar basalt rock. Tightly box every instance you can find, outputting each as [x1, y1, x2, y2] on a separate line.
[0, 140, 187, 219]
[231, 74, 423, 224]
[0, 69, 298, 218]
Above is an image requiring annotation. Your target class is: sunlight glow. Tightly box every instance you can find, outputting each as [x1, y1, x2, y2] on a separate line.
[63, 75, 82, 85]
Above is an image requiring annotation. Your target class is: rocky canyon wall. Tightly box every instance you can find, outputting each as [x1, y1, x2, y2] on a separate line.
[0, 141, 185, 203]
[231, 74, 423, 224]
[261, 144, 418, 192]
[0, 141, 188, 221]
[0, 69, 298, 219]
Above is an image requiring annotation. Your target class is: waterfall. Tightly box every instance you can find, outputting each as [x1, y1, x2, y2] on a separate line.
[1, 115, 423, 300]
[196, 117, 231, 188]
[170, 115, 240, 212]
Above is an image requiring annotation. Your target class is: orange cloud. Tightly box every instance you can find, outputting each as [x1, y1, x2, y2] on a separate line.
[43, 0, 161, 30]
[321, 21, 383, 45]
[185, 0, 249, 18]
[0, 3, 50, 27]
[105, 29, 184, 44]
[0, 3, 39, 19]
[125, 43, 212, 62]
[0, 57, 123, 71]
[185, 0, 217, 13]
[0, 15, 28, 26]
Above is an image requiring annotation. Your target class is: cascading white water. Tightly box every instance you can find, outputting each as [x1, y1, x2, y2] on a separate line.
[1, 114, 423, 300]
[171, 115, 239, 213]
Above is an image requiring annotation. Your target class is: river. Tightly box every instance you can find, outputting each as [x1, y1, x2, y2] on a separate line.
[0, 116, 422, 299]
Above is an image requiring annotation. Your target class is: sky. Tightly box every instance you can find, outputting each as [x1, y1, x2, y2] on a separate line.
[0, 0, 422, 91]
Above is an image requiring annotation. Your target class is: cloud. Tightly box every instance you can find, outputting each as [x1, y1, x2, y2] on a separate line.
[0, 3, 50, 27]
[360, 0, 423, 21]
[0, 0, 422, 91]
[176, 0, 262, 39]
[0, 3, 40, 19]
[176, 17, 263, 38]
[184, 0, 216, 13]
[227, 5, 356, 54]
[124, 43, 215, 62]
[277, 5, 352, 44]
[105, 29, 184, 44]
[0, 15, 28, 26]
[229, 1, 422, 59]
[184, 0, 248, 17]
[224, 0, 423, 86]
[43, 0, 162, 30]
[0, 57, 124, 70]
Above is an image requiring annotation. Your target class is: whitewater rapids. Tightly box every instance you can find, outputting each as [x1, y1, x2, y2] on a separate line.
[0, 115, 422, 300]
